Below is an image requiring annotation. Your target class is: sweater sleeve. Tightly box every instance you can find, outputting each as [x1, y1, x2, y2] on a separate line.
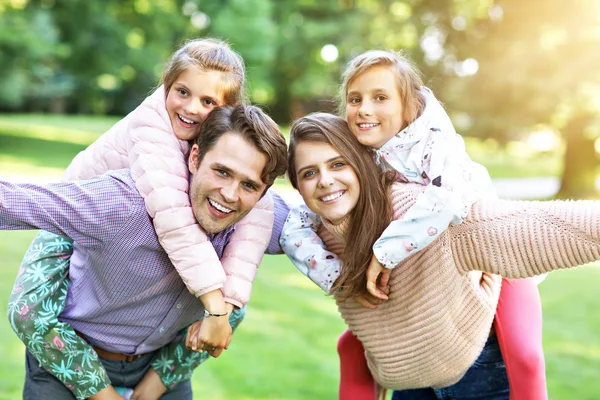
[127, 86, 225, 298]
[373, 128, 491, 268]
[280, 204, 342, 292]
[451, 197, 600, 278]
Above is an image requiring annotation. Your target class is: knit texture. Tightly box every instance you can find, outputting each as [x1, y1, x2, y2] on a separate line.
[321, 183, 600, 390]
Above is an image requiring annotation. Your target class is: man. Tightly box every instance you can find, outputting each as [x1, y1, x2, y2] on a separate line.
[2, 105, 289, 399]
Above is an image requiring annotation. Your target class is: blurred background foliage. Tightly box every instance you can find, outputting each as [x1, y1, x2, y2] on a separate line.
[1, 0, 600, 197]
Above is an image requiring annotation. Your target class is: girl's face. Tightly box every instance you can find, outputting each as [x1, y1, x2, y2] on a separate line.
[166, 67, 226, 141]
[294, 140, 360, 225]
[345, 65, 407, 149]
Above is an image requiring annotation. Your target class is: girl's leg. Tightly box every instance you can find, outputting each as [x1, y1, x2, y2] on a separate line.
[494, 278, 548, 400]
[338, 329, 377, 400]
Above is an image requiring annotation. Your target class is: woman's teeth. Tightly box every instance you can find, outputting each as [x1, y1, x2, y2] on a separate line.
[321, 191, 344, 202]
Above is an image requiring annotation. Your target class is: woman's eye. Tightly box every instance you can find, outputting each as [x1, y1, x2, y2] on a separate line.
[332, 162, 345, 168]
[302, 170, 315, 179]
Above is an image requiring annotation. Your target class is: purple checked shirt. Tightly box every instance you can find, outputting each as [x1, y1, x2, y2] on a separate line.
[0, 170, 288, 355]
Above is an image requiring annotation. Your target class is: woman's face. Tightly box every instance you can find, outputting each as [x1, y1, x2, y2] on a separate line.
[294, 141, 360, 225]
[345, 65, 407, 149]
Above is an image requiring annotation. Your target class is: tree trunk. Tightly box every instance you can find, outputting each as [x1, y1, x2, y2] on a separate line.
[557, 113, 598, 199]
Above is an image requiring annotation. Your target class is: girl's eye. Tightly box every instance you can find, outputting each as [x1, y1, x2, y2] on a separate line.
[203, 98, 217, 106]
[375, 95, 387, 101]
[348, 97, 361, 104]
[177, 88, 188, 96]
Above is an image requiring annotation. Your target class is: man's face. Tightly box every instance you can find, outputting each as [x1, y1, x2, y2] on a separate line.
[188, 132, 268, 233]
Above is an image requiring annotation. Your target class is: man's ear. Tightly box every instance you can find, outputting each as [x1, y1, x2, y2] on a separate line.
[188, 144, 200, 174]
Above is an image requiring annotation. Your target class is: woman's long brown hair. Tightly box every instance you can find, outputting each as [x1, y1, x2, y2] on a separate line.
[288, 113, 396, 299]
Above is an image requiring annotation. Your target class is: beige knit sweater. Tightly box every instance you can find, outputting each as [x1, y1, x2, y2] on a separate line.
[319, 183, 600, 390]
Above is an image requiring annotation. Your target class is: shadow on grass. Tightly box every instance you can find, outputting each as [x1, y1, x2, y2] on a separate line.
[0, 133, 87, 170]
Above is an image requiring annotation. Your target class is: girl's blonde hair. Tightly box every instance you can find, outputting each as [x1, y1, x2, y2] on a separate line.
[162, 38, 246, 106]
[339, 50, 426, 127]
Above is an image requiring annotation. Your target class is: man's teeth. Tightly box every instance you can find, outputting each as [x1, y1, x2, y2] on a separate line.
[178, 114, 197, 124]
[359, 123, 379, 128]
[321, 192, 344, 202]
[209, 199, 233, 213]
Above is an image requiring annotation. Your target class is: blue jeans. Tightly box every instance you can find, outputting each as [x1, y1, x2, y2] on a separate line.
[392, 334, 509, 400]
[23, 350, 192, 400]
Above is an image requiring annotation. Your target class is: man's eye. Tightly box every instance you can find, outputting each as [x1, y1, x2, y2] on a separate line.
[216, 169, 228, 176]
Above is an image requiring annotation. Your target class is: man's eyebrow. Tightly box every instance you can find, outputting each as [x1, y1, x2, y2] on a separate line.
[212, 162, 264, 188]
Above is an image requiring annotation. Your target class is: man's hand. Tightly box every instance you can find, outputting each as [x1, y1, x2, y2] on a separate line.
[365, 254, 391, 300]
[189, 290, 232, 357]
[89, 385, 125, 400]
[130, 368, 167, 400]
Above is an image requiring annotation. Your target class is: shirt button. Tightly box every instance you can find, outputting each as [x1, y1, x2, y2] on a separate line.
[176, 303, 182, 309]
[159, 327, 165, 333]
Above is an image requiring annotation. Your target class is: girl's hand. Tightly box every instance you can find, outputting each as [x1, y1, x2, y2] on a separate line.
[130, 368, 167, 400]
[354, 291, 387, 309]
[89, 385, 126, 400]
[366, 254, 391, 300]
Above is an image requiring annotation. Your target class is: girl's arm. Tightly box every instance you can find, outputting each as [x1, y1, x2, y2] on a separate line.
[8, 231, 110, 400]
[127, 88, 226, 298]
[220, 192, 274, 308]
[279, 204, 342, 292]
[373, 129, 492, 269]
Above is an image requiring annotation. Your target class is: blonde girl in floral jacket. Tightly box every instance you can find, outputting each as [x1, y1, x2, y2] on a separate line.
[281, 50, 546, 400]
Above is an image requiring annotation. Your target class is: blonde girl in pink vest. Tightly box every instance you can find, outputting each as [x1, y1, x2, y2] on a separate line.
[12, 38, 275, 364]
[282, 50, 546, 400]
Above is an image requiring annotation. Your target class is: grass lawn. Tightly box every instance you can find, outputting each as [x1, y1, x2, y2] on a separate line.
[0, 114, 599, 399]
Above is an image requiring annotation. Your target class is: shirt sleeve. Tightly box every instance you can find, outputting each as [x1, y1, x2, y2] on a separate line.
[0, 174, 141, 249]
[265, 190, 291, 255]
[8, 231, 110, 400]
[279, 204, 342, 292]
[151, 306, 246, 388]
[373, 129, 487, 268]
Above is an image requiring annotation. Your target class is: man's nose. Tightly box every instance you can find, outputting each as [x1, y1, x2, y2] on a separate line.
[220, 182, 239, 203]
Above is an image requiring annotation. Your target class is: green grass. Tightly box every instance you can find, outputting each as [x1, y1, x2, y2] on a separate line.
[0, 114, 598, 399]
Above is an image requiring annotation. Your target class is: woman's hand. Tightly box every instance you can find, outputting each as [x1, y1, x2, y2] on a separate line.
[365, 254, 391, 300]
[353, 287, 390, 309]
[130, 368, 167, 400]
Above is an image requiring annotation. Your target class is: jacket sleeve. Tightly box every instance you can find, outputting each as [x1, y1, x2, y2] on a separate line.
[8, 231, 110, 400]
[220, 191, 274, 308]
[373, 129, 492, 268]
[127, 86, 225, 298]
[280, 204, 342, 292]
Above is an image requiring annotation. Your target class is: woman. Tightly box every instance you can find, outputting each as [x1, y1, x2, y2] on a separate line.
[283, 112, 600, 398]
